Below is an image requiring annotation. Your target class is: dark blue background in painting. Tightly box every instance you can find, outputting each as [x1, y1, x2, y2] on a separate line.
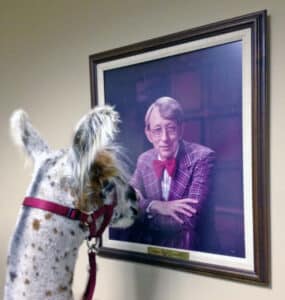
[104, 41, 245, 257]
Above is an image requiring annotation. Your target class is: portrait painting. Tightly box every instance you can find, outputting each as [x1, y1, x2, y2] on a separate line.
[105, 40, 244, 257]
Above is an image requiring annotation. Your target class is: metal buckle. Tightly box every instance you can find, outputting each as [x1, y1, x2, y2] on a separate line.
[86, 237, 100, 254]
[66, 207, 74, 218]
[81, 214, 93, 228]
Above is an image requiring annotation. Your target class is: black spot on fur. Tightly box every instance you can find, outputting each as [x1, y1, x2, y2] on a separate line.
[72, 247, 78, 256]
[79, 222, 88, 232]
[126, 185, 137, 203]
[69, 273, 74, 285]
[9, 271, 17, 282]
[58, 285, 68, 292]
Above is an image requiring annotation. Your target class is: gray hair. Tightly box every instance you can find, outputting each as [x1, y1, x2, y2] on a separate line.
[145, 96, 184, 130]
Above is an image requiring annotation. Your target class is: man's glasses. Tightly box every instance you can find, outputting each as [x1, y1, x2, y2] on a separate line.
[149, 125, 178, 138]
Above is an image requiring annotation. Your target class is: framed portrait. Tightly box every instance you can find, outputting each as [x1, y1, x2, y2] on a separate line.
[89, 10, 269, 284]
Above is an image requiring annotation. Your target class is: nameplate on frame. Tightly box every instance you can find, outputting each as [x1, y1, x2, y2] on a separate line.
[148, 246, 189, 260]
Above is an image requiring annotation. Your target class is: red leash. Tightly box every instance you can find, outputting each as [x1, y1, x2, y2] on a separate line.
[23, 197, 114, 300]
[83, 250, 97, 300]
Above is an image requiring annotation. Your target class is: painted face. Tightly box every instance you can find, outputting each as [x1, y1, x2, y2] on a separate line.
[145, 106, 182, 160]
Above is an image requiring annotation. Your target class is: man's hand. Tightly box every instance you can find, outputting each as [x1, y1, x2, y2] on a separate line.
[149, 198, 198, 223]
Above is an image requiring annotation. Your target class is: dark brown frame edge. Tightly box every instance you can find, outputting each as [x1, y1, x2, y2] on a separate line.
[89, 10, 269, 285]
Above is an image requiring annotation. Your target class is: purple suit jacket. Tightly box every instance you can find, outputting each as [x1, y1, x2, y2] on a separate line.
[130, 140, 215, 249]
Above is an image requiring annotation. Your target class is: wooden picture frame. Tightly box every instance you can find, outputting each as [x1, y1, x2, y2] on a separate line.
[89, 10, 269, 284]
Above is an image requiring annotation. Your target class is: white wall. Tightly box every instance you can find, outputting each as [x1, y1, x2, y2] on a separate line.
[1, 1, 284, 299]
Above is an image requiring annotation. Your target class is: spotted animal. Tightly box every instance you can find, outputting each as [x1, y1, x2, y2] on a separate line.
[4, 106, 138, 300]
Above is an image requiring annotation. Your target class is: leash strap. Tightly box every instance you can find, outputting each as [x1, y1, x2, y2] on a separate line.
[23, 197, 114, 300]
[82, 205, 114, 300]
[82, 251, 97, 300]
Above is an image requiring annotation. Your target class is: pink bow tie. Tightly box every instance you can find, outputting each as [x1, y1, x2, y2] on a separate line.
[153, 158, 176, 179]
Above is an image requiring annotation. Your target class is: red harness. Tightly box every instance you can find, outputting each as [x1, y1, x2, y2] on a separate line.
[23, 196, 115, 300]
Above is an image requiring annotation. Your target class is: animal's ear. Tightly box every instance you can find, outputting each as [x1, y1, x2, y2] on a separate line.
[10, 109, 50, 162]
[71, 105, 120, 163]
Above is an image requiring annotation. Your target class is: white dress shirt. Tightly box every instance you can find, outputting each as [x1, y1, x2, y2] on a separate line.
[146, 147, 179, 214]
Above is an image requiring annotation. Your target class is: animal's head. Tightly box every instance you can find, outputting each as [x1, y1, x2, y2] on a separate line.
[10, 106, 138, 228]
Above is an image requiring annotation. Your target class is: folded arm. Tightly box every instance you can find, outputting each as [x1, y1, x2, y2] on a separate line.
[131, 151, 215, 232]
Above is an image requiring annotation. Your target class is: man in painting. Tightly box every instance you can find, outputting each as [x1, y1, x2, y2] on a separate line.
[130, 96, 215, 249]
